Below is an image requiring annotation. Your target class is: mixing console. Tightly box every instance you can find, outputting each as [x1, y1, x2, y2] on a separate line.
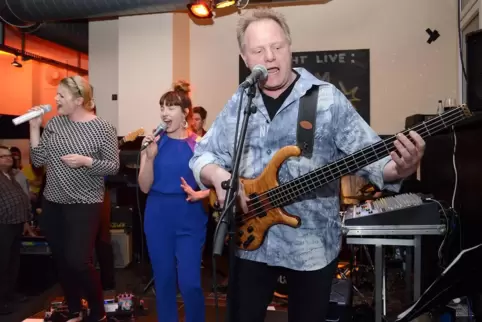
[343, 193, 441, 226]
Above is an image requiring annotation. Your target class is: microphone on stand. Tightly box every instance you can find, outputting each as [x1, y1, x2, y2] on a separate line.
[239, 65, 268, 89]
[140, 121, 166, 151]
[12, 105, 52, 126]
[214, 67, 267, 256]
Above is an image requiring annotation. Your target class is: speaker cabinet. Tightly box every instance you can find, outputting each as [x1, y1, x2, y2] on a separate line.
[420, 119, 482, 248]
[419, 116, 482, 291]
[94, 229, 132, 268]
[466, 30, 482, 111]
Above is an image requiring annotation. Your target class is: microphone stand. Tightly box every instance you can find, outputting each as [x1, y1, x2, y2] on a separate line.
[212, 83, 257, 322]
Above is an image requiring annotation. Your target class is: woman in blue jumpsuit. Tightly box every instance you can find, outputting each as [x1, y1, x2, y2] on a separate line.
[138, 81, 208, 322]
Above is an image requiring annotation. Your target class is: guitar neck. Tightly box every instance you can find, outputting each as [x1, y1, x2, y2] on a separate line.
[270, 106, 471, 208]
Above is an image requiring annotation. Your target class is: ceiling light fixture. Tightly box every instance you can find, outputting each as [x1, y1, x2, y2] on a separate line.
[12, 57, 22, 68]
[187, 0, 213, 18]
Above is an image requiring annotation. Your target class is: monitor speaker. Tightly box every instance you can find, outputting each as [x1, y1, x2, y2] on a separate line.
[466, 30, 482, 111]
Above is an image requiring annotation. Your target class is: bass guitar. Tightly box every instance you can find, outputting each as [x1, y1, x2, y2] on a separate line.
[209, 105, 472, 251]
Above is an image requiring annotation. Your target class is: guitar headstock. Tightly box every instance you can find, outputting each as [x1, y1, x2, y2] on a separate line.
[459, 104, 473, 118]
[123, 128, 145, 143]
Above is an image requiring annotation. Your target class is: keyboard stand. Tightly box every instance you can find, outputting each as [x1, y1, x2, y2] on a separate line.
[344, 224, 445, 322]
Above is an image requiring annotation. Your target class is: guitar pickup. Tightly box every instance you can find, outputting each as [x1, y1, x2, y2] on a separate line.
[248, 193, 268, 218]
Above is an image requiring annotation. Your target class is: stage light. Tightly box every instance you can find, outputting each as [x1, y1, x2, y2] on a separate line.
[187, 0, 213, 18]
[12, 57, 22, 68]
[215, 0, 235, 8]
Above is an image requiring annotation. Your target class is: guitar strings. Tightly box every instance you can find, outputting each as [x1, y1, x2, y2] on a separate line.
[252, 109, 462, 201]
[240, 112, 466, 224]
[237, 108, 467, 224]
[241, 110, 465, 222]
[240, 109, 466, 223]
[262, 108, 465, 200]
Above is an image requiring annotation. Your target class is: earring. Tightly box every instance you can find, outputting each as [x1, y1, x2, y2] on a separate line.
[183, 120, 188, 129]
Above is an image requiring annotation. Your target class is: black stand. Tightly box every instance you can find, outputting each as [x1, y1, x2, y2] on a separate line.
[394, 243, 482, 322]
[212, 84, 257, 322]
[143, 277, 155, 294]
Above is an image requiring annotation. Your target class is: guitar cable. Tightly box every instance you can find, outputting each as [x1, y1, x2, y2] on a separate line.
[424, 198, 449, 266]
[450, 127, 462, 253]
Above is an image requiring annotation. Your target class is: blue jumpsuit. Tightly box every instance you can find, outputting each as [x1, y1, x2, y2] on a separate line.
[144, 134, 207, 322]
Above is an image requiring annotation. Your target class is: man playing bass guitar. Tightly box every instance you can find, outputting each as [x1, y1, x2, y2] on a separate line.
[189, 8, 425, 322]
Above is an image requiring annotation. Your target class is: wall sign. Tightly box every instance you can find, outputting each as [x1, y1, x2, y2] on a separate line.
[239, 49, 371, 124]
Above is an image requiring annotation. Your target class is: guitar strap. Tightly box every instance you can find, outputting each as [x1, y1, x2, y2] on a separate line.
[296, 85, 319, 158]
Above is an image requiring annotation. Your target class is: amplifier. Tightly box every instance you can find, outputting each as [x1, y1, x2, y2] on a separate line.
[405, 114, 437, 129]
[94, 229, 132, 268]
[20, 238, 51, 255]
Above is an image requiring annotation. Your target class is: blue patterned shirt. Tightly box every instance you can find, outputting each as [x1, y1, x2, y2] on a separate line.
[189, 68, 401, 271]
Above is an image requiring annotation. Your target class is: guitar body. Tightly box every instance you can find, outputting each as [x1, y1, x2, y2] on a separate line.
[209, 145, 303, 251]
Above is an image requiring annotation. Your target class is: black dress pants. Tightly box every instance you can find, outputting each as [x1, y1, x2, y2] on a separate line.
[228, 256, 338, 322]
[0, 223, 23, 305]
[39, 198, 105, 319]
[95, 189, 115, 291]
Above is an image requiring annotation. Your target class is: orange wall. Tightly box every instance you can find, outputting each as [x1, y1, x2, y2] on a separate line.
[0, 27, 88, 126]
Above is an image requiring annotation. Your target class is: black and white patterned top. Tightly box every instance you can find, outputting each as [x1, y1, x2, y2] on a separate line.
[30, 115, 120, 204]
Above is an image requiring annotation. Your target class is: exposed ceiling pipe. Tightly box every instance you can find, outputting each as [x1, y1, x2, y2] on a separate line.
[0, 0, 187, 54]
[0, 43, 88, 74]
[3, 0, 187, 23]
[31, 22, 89, 54]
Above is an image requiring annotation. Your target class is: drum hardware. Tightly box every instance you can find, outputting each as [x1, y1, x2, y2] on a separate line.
[337, 266, 369, 305]
[340, 224, 376, 306]
[340, 210, 376, 290]
[336, 261, 352, 279]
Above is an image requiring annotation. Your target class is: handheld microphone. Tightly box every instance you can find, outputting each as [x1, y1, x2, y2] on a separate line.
[239, 65, 268, 89]
[140, 121, 166, 151]
[12, 105, 52, 126]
